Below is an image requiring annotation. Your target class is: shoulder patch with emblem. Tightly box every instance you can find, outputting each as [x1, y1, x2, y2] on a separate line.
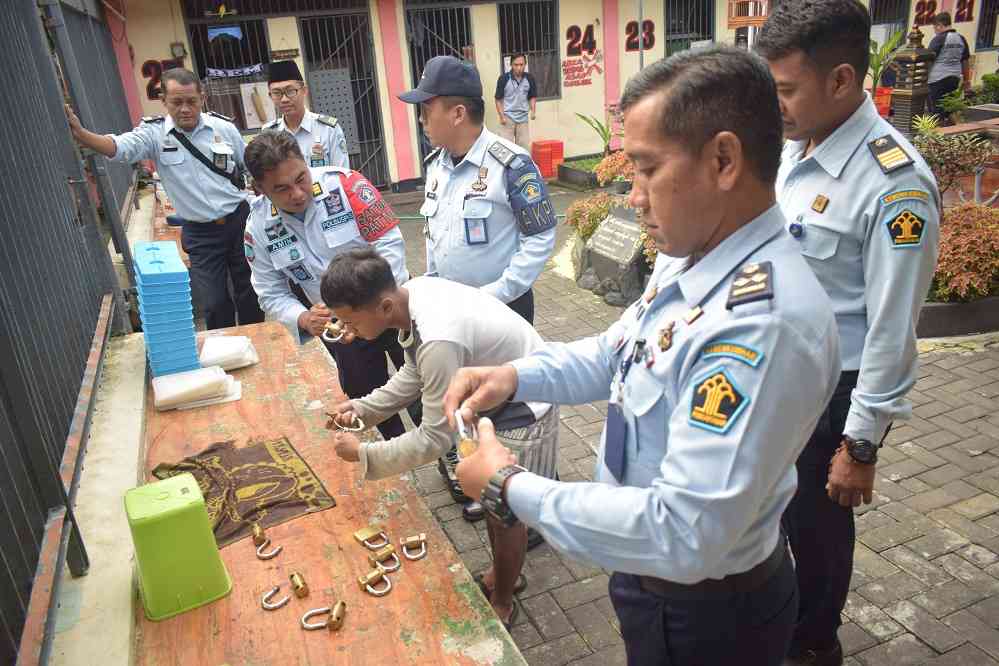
[726, 261, 774, 309]
[208, 110, 234, 123]
[505, 157, 555, 236]
[868, 135, 914, 174]
[141, 115, 165, 123]
[689, 367, 749, 434]
[886, 209, 926, 248]
[312, 182, 324, 197]
[317, 115, 339, 128]
[424, 147, 442, 166]
[881, 189, 930, 206]
[701, 341, 764, 367]
[487, 141, 516, 167]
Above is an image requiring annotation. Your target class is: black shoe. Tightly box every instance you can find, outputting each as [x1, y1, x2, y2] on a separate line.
[438, 448, 472, 504]
[785, 641, 843, 666]
[463, 500, 485, 522]
[526, 527, 544, 550]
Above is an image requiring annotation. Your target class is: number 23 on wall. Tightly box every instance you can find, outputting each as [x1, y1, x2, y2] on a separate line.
[625, 20, 656, 51]
[566, 24, 598, 56]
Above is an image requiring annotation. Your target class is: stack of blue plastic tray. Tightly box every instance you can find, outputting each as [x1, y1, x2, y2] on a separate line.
[134, 242, 200, 377]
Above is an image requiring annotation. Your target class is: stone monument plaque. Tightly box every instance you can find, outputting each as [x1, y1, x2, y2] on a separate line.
[586, 214, 642, 266]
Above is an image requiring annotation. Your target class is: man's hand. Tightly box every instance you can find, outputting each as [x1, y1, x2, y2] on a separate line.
[325, 400, 359, 430]
[530, 112, 536, 121]
[443, 365, 519, 431]
[499, 115, 508, 126]
[826, 442, 876, 507]
[298, 303, 333, 338]
[455, 418, 517, 500]
[64, 104, 83, 136]
[333, 432, 362, 463]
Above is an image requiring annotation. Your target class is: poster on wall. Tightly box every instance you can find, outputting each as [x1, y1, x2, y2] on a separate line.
[240, 82, 275, 130]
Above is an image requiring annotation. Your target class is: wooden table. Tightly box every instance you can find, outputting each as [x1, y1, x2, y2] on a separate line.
[137, 322, 524, 665]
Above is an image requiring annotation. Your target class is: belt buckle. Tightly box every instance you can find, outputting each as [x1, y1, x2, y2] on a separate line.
[215, 217, 227, 225]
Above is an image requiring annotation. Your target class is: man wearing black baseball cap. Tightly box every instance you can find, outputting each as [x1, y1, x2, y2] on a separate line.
[399, 55, 558, 623]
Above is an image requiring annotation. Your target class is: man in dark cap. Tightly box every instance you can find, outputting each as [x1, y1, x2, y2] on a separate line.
[262, 60, 349, 169]
[398, 55, 557, 531]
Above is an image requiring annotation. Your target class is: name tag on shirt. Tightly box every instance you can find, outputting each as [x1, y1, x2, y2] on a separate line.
[464, 218, 488, 245]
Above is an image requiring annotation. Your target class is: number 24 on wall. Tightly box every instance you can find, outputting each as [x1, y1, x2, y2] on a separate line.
[566, 24, 598, 56]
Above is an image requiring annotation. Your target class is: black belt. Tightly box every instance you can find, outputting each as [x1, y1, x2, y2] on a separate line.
[637, 537, 786, 601]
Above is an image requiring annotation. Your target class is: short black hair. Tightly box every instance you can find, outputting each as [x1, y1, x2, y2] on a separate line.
[755, 0, 871, 85]
[510, 53, 527, 64]
[619, 45, 782, 184]
[933, 12, 952, 27]
[245, 131, 304, 181]
[161, 68, 203, 94]
[441, 96, 486, 125]
[321, 248, 397, 310]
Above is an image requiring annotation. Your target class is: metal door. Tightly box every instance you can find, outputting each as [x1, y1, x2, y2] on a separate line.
[300, 12, 390, 187]
[405, 3, 473, 164]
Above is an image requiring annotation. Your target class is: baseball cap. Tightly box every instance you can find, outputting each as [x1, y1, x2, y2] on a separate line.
[398, 56, 483, 103]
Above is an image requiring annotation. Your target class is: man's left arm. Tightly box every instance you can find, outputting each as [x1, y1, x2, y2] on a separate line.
[846, 185, 940, 444]
[961, 35, 973, 90]
[527, 73, 538, 118]
[341, 171, 409, 284]
[481, 158, 556, 304]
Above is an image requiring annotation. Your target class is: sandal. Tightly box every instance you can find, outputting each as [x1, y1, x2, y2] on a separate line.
[501, 599, 520, 632]
[475, 572, 527, 598]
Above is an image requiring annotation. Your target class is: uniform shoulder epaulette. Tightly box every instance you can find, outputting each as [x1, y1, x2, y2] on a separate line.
[487, 141, 516, 167]
[317, 115, 339, 128]
[868, 134, 914, 174]
[208, 110, 234, 123]
[726, 261, 774, 309]
[140, 115, 164, 124]
[423, 147, 442, 166]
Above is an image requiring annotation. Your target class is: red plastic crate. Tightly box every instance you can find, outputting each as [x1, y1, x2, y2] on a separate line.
[531, 140, 562, 179]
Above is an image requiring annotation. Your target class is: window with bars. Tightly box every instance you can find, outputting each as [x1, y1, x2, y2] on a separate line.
[498, 0, 560, 100]
[978, 0, 999, 48]
[188, 19, 270, 130]
[665, 0, 714, 55]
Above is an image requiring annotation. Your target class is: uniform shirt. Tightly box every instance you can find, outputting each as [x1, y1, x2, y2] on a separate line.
[244, 166, 408, 342]
[263, 110, 349, 169]
[109, 112, 247, 222]
[419, 127, 557, 304]
[776, 96, 940, 443]
[353, 276, 549, 480]
[928, 30, 970, 83]
[494, 71, 537, 124]
[503, 206, 841, 583]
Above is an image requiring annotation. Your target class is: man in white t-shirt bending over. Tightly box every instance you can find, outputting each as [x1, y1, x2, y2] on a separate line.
[324, 247, 558, 628]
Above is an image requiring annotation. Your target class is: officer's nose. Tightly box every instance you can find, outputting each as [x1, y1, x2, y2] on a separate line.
[627, 184, 647, 212]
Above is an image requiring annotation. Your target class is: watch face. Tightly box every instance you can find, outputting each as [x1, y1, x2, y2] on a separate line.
[849, 441, 878, 464]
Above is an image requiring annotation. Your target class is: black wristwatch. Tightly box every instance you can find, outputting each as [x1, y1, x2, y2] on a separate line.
[481, 465, 527, 527]
[844, 436, 880, 465]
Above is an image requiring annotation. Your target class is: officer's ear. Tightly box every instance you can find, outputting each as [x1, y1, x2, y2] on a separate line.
[827, 63, 858, 101]
[706, 131, 743, 193]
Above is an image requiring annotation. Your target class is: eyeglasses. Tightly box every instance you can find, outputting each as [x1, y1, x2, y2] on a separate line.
[268, 86, 303, 100]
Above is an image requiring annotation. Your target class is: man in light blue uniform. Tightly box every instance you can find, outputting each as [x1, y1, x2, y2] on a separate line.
[399, 55, 557, 519]
[65, 68, 263, 330]
[262, 60, 349, 170]
[757, 2, 940, 664]
[445, 47, 842, 666]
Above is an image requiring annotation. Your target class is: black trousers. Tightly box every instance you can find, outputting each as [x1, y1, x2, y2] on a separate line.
[928, 76, 961, 116]
[609, 553, 798, 666]
[783, 370, 859, 652]
[507, 288, 535, 325]
[180, 201, 264, 330]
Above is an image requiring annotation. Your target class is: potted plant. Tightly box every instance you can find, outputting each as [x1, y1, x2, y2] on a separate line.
[912, 113, 996, 200]
[938, 87, 971, 125]
[564, 192, 617, 278]
[917, 202, 999, 336]
[868, 29, 904, 117]
[594, 150, 636, 194]
[559, 107, 625, 189]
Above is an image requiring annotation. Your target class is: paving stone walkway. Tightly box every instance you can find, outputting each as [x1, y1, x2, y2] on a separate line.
[391, 192, 999, 666]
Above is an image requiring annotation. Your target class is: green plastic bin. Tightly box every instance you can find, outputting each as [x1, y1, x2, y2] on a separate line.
[124, 472, 232, 621]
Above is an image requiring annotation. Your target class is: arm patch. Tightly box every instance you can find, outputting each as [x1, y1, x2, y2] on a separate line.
[338, 171, 399, 242]
[505, 158, 556, 236]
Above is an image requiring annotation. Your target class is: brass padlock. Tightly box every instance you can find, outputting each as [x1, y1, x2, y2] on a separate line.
[251, 522, 267, 547]
[358, 567, 392, 596]
[290, 571, 309, 598]
[400, 533, 427, 561]
[322, 320, 345, 343]
[367, 544, 402, 573]
[458, 438, 478, 458]
[353, 524, 389, 550]
[454, 410, 477, 459]
[329, 600, 347, 630]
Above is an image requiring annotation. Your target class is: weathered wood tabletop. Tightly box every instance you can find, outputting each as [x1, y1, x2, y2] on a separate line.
[136, 321, 524, 666]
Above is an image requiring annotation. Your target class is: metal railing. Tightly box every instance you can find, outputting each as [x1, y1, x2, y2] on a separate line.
[2, 1, 132, 662]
